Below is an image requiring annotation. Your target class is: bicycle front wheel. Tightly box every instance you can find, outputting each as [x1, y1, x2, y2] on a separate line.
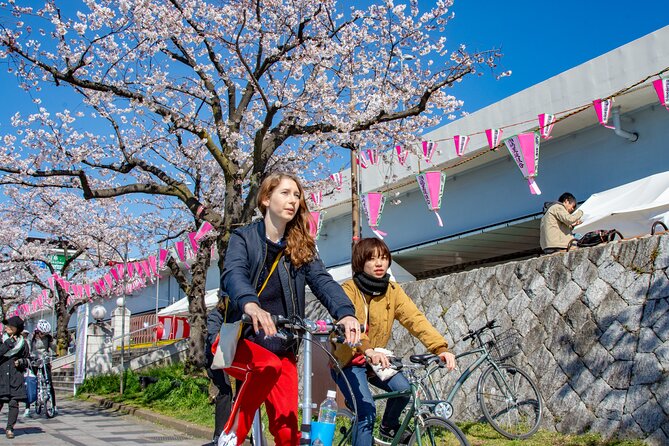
[409, 417, 469, 446]
[478, 363, 542, 439]
[44, 391, 56, 418]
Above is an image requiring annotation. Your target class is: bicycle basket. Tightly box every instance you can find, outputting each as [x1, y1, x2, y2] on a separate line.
[490, 328, 521, 362]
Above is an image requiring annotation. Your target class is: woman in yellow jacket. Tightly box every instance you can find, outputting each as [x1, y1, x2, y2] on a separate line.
[332, 238, 456, 445]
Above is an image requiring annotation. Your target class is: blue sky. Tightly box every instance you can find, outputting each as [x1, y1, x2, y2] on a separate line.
[443, 0, 667, 113]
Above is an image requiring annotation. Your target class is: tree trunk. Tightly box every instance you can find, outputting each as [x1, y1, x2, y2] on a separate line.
[185, 236, 215, 373]
[54, 287, 72, 356]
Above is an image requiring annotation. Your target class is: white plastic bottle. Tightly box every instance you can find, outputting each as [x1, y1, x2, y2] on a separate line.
[317, 390, 338, 424]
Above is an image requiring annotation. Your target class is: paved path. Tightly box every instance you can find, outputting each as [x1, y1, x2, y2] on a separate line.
[1, 399, 211, 446]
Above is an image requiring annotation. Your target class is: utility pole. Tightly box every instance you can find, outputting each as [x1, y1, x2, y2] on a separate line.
[349, 144, 361, 249]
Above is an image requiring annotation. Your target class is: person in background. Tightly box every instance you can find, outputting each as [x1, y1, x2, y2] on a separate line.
[30, 319, 57, 415]
[20, 331, 32, 418]
[0, 316, 30, 440]
[217, 172, 360, 446]
[540, 192, 583, 254]
[205, 299, 233, 445]
[332, 238, 456, 445]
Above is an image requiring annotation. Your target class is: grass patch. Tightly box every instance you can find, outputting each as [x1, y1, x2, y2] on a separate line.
[76, 367, 646, 446]
[459, 422, 646, 446]
[75, 363, 214, 428]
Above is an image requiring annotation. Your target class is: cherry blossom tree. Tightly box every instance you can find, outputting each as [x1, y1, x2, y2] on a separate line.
[0, 187, 150, 354]
[0, 0, 501, 367]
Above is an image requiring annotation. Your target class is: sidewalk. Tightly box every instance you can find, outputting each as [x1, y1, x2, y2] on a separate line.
[1, 397, 211, 445]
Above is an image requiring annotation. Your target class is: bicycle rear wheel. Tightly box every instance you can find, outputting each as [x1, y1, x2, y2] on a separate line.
[478, 363, 542, 439]
[44, 391, 56, 418]
[409, 417, 469, 446]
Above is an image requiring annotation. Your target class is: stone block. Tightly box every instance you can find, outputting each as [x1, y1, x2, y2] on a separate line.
[633, 398, 666, 434]
[632, 237, 661, 271]
[588, 243, 615, 267]
[599, 320, 626, 350]
[653, 311, 669, 342]
[571, 319, 600, 357]
[485, 292, 508, 321]
[624, 385, 653, 414]
[463, 295, 486, 325]
[565, 299, 592, 333]
[539, 366, 568, 403]
[649, 271, 669, 300]
[444, 299, 464, 322]
[631, 353, 663, 385]
[594, 292, 628, 331]
[582, 378, 612, 411]
[521, 323, 547, 355]
[655, 345, 669, 371]
[557, 345, 585, 380]
[601, 360, 633, 390]
[583, 343, 614, 378]
[622, 275, 651, 306]
[507, 291, 531, 321]
[548, 382, 581, 418]
[595, 389, 626, 420]
[589, 417, 620, 439]
[539, 257, 572, 294]
[570, 366, 596, 397]
[639, 328, 663, 353]
[572, 259, 599, 290]
[645, 427, 669, 446]
[652, 378, 669, 416]
[611, 332, 637, 361]
[642, 296, 668, 328]
[618, 414, 645, 440]
[582, 278, 613, 310]
[553, 281, 583, 316]
[653, 236, 669, 269]
[556, 400, 595, 434]
[479, 276, 501, 306]
[599, 260, 634, 296]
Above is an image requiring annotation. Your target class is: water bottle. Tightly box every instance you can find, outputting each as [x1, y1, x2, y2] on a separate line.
[317, 390, 338, 424]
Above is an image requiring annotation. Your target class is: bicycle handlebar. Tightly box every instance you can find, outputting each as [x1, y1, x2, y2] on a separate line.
[239, 313, 362, 344]
[462, 319, 499, 342]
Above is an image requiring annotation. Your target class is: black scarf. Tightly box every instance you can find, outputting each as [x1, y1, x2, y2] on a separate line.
[353, 272, 390, 296]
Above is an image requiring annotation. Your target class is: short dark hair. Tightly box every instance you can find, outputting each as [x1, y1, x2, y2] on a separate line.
[558, 192, 576, 204]
[351, 238, 392, 274]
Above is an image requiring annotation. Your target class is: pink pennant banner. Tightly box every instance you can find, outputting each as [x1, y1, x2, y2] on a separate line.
[48, 276, 55, 290]
[141, 260, 151, 277]
[94, 282, 102, 295]
[486, 128, 504, 151]
[188, 232, 199, 254]
[116, 263, 126, 280]
[538, 113, 556, 139]
[63, 281, 71, 293]
[395, 145, 409, 166]
[310, 191, 323, 208]
[175, 241, 187, 262]
[357, 152, 369, 169]
[110, 268, 120, 282]
[104, 273, 113, 289]
[593, 99, 615, 129]
[84, 284, 91, 298]
[149, 255, 158, 276]
[127, 262, 135, 278]
[361, 192, 387, 239]
[308, 211, 324, 240]
[194, 221, 214, 242]
[158, 249, 169, 269]
[421, 141, 437, 164]
[329, 172, 343, 191]
[416, 171, 446, 227]
[453, 135, 470, 157]
[652, 77, 669, 110]
[504, 132, 542, 195]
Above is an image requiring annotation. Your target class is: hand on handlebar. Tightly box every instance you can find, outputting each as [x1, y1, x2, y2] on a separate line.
[243, 302, 277, 337]
[338, 315, 361, 346]
[366, 349, 391, 369]
[438, 351, 456, 371]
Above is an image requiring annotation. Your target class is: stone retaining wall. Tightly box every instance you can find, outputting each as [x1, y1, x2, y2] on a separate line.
[308, 234, 669, 444]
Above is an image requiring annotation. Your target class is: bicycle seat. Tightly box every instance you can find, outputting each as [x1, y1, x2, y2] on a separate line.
[409, 353, 438, 365]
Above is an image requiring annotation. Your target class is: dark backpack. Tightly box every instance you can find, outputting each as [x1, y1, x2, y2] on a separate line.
[576, 229, 623, 248]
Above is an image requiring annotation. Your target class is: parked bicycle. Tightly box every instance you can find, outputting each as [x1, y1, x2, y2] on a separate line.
[418, 319, 543, 439]
[336, 354, 469, 446]
[30, 355, 56, 419]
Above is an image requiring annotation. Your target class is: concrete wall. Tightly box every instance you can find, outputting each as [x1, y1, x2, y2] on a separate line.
[308, 234, 669, 444]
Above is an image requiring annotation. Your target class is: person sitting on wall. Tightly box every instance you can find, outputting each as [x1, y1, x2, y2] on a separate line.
[540, 192, 583, 254]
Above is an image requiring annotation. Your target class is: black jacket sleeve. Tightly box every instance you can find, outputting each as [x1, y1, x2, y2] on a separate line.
[305, 255, 356, 321]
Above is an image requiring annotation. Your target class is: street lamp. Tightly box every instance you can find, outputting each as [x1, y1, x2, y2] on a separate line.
[116, 296, 126, 395]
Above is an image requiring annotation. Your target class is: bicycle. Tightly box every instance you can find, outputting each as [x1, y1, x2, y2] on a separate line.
[418, 319, 543, 439]
[335, 355, 469, 446]
[30, 355, 56, 419]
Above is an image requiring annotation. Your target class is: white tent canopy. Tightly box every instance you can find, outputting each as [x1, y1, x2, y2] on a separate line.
[575, 171, 669, 238]
[156, 262, 416, 317]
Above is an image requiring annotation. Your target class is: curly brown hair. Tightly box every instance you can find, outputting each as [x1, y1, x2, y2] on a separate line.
[257, 173, 316, 268]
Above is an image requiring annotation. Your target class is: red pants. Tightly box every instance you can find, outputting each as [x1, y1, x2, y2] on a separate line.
[223, 339, 300, 446]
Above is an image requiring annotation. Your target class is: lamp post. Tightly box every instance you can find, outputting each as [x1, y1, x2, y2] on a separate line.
[116, 296, 126, 395]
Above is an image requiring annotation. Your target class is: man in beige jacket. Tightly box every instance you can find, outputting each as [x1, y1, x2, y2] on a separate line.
[540, 192, 583, 253]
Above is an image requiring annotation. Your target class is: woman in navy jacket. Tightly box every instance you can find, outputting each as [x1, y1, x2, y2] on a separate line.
[216, 173, 360, 446]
